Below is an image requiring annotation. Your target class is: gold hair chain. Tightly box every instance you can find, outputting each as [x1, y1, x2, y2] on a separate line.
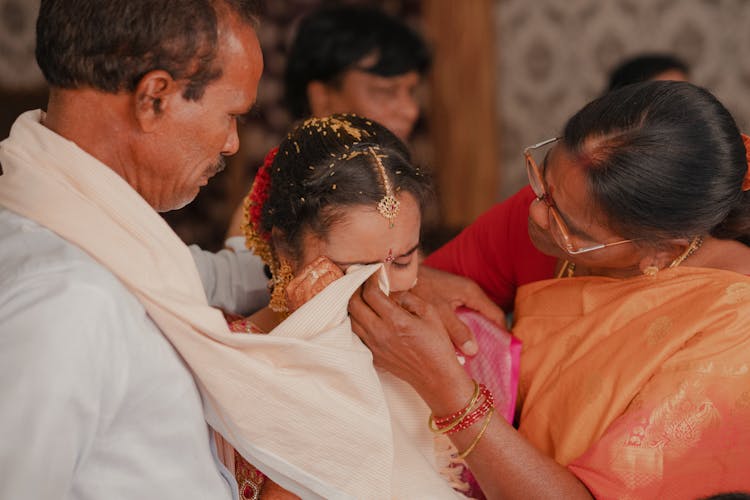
[368, 146, 400, 227]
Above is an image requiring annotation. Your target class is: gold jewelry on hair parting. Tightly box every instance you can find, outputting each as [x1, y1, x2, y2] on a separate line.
[368, 146, 400, 227]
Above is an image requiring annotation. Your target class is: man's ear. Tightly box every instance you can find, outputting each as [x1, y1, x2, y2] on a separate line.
[307, 80, 334, 117]
[133, 70, 181, 132]
[637, 238, 691, 274]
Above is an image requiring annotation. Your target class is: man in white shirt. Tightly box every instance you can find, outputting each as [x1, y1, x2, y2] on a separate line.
[0, 209, 238, 499]
[0, 0, 263, 498]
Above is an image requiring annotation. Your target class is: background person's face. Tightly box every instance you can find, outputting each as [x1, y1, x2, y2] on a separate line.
[140, 17, 263, 211]
[314, 70, 421, 141]
[650, 69, 689, 83]
[299, 193, 422, 292]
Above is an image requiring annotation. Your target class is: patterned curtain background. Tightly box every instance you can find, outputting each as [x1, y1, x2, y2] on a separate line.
[496, 0, 750, 197]
[2, 0, 749, 250]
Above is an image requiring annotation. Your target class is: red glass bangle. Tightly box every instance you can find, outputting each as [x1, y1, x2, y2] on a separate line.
[432, 384, 495, 436]
[433, 383, 489, 426]
[428, 380, 481, 434]
[446, 395, 494, 435]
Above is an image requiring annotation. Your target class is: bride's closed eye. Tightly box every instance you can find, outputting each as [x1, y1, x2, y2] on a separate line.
[391, 245, 419, 269]
[329, 242, 420, 270]
[391, 259, 413, 269]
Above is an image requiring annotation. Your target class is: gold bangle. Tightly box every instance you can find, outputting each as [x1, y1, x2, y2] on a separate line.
[456, 406, 494, 459]
[428, 379, 480, 434]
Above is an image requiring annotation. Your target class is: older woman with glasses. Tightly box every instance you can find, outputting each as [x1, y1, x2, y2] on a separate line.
[349, 81, 750, 498]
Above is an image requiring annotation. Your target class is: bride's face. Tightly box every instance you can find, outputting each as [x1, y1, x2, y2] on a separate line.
[299, 192, 421, 292]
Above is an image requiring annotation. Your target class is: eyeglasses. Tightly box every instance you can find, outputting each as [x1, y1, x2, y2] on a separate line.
[524, 138, 634, 255]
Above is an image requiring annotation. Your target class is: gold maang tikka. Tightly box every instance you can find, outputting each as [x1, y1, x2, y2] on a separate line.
[367, 146, 400, 227]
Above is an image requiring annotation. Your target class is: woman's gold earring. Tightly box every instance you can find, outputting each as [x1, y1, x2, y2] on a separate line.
[269, 260, 294, 313]
[643, 265, 659, 277]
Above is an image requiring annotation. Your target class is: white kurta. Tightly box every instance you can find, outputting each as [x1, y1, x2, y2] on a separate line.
[0, 207, 237, 500]
[189, 241, 268, 316]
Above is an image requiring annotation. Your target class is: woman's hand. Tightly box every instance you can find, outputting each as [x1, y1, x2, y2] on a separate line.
[349, 274, 472, 411]
[285, 256, 343, 311]
[350, 275, 592, 499]
[412, 266, 507, 356]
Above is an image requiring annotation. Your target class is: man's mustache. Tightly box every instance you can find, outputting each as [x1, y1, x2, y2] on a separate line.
[211, 156, 226, 175]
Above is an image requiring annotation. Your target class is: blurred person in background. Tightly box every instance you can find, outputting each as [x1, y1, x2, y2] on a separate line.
[225, 4, 431, 240]
[607, 52, 690, 91]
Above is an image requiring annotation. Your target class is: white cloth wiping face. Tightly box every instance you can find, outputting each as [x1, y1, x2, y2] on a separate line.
[346, 262, 391, 295]
[269, 263, 466, 498]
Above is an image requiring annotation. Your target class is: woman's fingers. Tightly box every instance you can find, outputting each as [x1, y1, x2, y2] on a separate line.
[349, 315, 384, 369]
[349, 275, 391, 336]
[349, 274, 465, 397]
[411, 267, 479, 354]
[394, 290, 430, 319]
[414, 266, 506, 328]
[359, 273, 397, 308]
[349, 282, 383, 328]
[436, 304, 478, 356]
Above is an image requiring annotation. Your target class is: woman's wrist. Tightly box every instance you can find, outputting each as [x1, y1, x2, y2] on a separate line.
[417, 363, 476, 417]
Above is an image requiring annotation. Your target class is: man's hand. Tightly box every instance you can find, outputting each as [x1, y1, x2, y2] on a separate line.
[412, 266, 506, 356]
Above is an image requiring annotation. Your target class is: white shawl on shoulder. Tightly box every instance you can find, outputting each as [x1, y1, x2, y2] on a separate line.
[0, 111, 461, 499]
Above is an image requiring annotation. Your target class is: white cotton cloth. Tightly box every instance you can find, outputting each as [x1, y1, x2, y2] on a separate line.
[268, 264, 465, 498]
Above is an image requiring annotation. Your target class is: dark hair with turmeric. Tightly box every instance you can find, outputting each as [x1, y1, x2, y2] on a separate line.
[261, 114, 432, 261]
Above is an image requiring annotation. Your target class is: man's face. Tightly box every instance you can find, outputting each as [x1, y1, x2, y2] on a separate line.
[140, 15, 263, 211]
[313, 69, 422, 142]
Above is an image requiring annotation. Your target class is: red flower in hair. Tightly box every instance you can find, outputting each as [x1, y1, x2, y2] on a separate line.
[246, 147, 278, 242]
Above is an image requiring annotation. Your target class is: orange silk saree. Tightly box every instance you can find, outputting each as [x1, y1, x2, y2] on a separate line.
[513, 267, 750, 499]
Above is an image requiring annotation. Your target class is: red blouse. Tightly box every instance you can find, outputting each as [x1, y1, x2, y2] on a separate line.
[424, 186, 557, 312]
